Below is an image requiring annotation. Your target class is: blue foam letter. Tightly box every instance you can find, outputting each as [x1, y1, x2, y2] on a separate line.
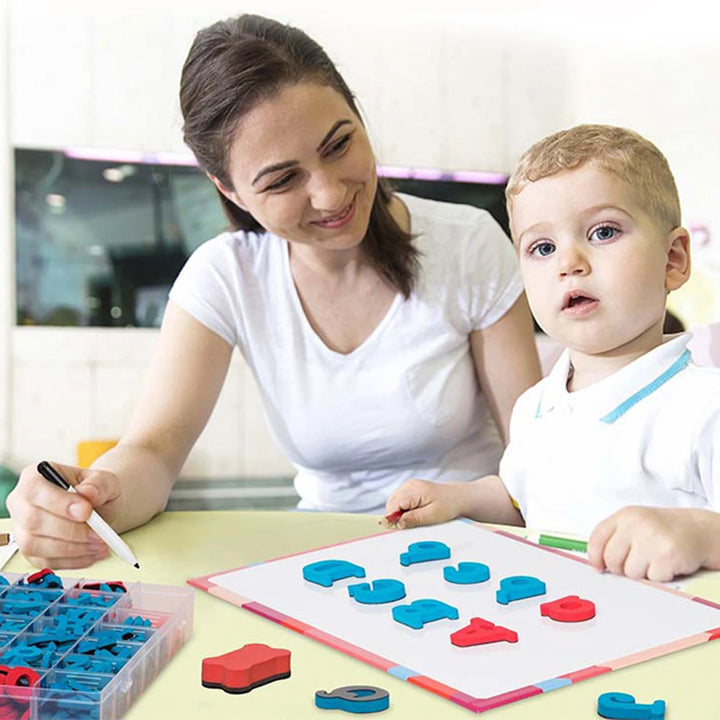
[302, 560, 366, 588]
[347, 579, 406, 605]
[392, 598, 459, 629]
[495, 575, 546, 605]
[399, 541, 451, 567]
[443, 562, 490, 585]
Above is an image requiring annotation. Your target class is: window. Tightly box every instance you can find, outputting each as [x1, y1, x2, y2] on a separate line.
[15, 149, 509, 328]
[15, 148, 226, 327]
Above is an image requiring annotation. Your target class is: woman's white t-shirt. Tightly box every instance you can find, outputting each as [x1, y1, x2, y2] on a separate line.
[169, 193, 522, 512]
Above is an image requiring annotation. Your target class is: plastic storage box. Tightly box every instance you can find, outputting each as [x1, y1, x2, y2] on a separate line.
[0, 570, 194, 719]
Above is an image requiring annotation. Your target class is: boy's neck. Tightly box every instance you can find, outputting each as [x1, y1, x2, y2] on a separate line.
[566, 325, 668, 392]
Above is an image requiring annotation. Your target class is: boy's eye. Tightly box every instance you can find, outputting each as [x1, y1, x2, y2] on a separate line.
[529, 241, 555, 257]
[590, 225, 618, 242]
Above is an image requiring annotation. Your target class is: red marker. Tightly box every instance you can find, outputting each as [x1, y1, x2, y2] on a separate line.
[384, 509, 404, 525]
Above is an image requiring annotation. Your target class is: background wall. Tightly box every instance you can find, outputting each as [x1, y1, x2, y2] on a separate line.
[2, 0, 719, 479]
[1, 4, 11, 468]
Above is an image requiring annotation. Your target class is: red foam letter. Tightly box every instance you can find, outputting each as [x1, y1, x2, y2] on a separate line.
[450, 617, 518, 647]
[540, 595, 596, 622]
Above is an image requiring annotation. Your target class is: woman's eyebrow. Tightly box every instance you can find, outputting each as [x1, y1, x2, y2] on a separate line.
[252, 160, 297, 186]
[251, 119, 353, 186]
[316, 119, 352, 152]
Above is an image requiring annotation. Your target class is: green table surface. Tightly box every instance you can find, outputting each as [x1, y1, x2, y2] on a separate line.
[2, 511, 720, 719]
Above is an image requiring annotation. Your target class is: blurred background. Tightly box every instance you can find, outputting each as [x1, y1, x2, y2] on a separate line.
[1, 0, 718, 511]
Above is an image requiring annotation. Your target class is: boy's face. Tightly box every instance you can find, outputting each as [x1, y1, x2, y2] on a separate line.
[510, 163, 687, 358]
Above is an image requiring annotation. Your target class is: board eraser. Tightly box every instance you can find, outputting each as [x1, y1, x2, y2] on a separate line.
[201, 643, 291, 694]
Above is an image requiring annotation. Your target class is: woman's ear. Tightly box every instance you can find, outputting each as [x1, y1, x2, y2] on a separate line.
[665, 226, 691, 292]
[207, 173, 248, 212]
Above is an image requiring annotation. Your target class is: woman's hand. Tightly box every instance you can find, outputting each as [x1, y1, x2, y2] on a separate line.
[588, 506, 720, 582]
[6, 462, 122, 569]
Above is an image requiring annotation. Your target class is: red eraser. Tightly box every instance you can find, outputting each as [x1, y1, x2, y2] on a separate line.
[201, 644, 291, 694]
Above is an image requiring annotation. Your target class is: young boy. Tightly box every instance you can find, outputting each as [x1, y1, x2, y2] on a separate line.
[385, 124, 720, 583]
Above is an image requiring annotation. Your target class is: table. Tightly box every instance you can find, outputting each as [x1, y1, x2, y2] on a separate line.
[1, 511, 720, 719]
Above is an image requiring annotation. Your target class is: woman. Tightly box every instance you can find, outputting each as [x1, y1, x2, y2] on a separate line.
[7, 14, 541, 568]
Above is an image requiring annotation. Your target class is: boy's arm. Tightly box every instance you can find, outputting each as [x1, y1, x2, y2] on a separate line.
[697, 510, 720, 570]
[385, 476, 524, 530]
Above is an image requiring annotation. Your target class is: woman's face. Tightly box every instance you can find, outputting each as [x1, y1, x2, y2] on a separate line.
[215, 83, 378, 252]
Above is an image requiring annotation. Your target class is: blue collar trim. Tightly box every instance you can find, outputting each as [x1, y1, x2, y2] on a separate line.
[599, 348, 691, 424]
[534, 395, 542, 419]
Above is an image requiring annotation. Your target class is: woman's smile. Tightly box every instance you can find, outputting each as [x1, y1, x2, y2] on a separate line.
[311, 195, 357, 230]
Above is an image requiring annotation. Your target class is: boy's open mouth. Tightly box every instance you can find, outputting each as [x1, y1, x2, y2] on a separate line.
[562, 290, 599, 312]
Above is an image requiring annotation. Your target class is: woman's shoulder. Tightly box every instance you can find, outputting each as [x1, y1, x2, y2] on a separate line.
[398, 193, 512, 268]
[173, 229, 285, 302]
[397, 193, 514, 280]
[192, 228, 268, 254]
[187, 228, 278, 269]
[398, 192, 504, 235]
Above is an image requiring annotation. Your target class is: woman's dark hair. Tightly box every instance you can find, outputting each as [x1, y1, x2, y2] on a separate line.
[180, 14, 419, 297]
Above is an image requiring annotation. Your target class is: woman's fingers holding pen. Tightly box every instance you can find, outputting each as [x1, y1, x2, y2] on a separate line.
[25, 552, 109, 571]
[19, 534, 110, 569]
[71, 468, 122, 514]
[11, 463, 92, 527]
[35, 462, 120, 521]
[10, 518, 110, 570]
[7, 462, 118, 568]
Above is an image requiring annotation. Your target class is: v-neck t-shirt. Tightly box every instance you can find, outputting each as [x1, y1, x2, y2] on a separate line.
[169, 193, 523, 512]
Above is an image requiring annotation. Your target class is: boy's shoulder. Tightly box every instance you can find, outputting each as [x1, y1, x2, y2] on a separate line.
[655, 332, 720, 404]
[668, 359, 720, 412]
[511, 334, 720, 427]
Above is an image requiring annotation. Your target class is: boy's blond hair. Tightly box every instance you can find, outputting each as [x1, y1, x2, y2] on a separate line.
[506, 124, 681, 232]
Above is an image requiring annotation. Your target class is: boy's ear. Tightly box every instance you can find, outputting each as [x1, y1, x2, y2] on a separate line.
[665, 227, 691, 292]
[207, 173, 248, 212]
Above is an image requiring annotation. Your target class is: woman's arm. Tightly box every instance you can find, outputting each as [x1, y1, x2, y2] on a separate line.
[470, 293, 541, 444]
[93, 301, 234, 531]
[8, 301, 234, 567]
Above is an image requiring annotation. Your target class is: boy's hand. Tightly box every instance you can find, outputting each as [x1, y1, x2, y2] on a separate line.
[587, 506, 714, 582]
[384, 479, 467, 529]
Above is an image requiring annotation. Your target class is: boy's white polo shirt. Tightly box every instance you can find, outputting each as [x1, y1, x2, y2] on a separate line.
[500, 333, 720, 537]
